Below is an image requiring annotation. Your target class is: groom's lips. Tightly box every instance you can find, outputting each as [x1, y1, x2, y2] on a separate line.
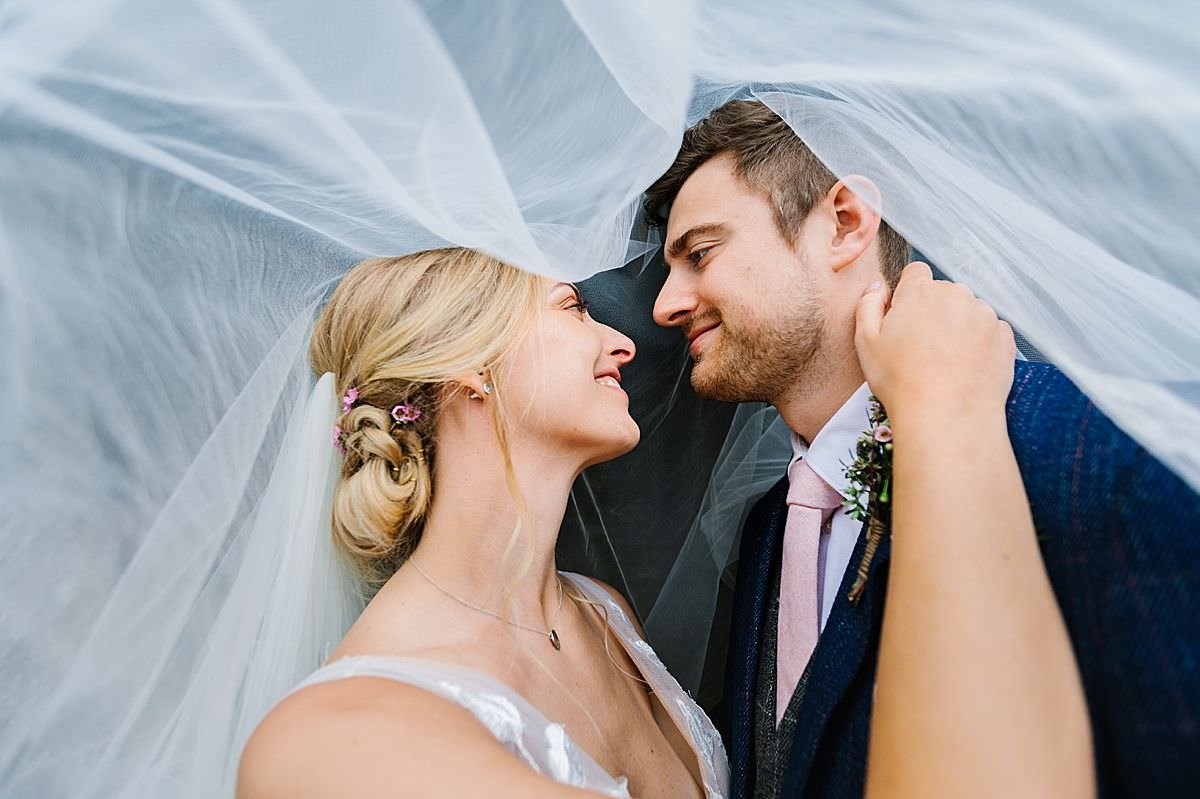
[687, 322, 720, 356]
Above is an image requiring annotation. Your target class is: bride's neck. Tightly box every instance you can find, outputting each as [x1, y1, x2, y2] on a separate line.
[409, 426, 576, 618]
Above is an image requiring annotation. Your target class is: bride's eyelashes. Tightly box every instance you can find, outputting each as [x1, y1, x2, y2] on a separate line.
[562, 285, 589, 315]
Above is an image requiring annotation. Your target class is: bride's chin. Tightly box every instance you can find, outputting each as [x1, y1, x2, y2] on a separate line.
[612, 419, 641, 455]
[588, 421, 641, 464]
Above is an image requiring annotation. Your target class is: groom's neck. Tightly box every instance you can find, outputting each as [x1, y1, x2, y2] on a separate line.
[775, 367, 865, 445]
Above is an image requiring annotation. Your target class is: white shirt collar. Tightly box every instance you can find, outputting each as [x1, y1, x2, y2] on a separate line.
[789, 382, 873, 499]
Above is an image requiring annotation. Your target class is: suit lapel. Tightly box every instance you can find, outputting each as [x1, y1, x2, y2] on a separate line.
[781, 517, 892, 796]
[728, 476, 789, 799]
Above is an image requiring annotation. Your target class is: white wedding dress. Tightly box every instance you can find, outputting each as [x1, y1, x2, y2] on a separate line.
[291, 573, 730, 798]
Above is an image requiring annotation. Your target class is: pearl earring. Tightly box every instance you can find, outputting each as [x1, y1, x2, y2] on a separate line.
[482, 383, 493, 395]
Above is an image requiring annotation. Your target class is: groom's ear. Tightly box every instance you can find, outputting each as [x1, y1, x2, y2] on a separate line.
[825, 176, 883, 273]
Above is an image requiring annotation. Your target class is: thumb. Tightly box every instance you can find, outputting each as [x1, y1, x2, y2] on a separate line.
[855, 280, 887, 352]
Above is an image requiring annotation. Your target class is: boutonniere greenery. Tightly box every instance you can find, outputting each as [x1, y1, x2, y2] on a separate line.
[842, 396, 893, 603]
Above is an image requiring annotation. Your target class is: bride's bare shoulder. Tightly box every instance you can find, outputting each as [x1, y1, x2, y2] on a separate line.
[236, 677, 588, 798]
[236, 678, 466, 797]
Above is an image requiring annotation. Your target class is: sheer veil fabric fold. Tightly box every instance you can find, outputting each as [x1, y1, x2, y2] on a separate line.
[1, 1, 1197, 795]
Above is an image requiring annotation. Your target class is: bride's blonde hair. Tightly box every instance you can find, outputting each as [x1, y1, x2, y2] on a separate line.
[310, 247, 543, 588]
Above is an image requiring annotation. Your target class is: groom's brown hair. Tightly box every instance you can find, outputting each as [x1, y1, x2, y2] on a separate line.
[645, 99, 910, 286]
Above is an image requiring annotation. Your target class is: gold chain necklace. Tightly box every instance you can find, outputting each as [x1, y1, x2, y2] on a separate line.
[409, 558, 565, 651]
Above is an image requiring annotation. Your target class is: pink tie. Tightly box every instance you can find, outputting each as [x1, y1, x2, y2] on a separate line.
[776, 458, 844, 725]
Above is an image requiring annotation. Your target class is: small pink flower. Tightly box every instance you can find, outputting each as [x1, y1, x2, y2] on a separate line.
[341, 386, 359, 413]
[332, 425, 345, 454]
[391, 404, 422, 424]
[872, 424, 893, 443]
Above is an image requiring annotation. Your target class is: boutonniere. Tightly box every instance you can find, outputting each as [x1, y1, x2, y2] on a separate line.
[843, 396, 893, 603]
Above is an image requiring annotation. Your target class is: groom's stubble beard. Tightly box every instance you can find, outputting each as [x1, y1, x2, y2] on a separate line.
[689, 292, 827, 404]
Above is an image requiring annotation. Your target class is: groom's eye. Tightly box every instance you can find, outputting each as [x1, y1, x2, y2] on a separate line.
[688, 247, 712, 267]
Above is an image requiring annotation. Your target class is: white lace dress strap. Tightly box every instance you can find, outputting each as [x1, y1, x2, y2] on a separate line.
[561, 572, 730, 799]
[293, 655, 632, 797]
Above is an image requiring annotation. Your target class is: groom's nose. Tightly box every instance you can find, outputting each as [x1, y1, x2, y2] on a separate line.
[652, 269, 696, 328]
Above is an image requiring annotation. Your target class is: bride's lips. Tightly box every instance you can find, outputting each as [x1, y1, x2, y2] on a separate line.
[594, 368, 626, 396]
[688, 322, 720, 356]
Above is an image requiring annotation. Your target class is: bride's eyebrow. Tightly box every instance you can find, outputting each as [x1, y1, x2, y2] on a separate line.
[551, 282, 583, 304]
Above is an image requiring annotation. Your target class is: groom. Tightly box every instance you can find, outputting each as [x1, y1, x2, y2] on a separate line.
[645, 99, 1200, 798]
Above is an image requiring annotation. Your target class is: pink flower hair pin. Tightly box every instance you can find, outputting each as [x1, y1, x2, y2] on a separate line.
[391, 403, 422, 424]
[333, 386, 359, 455]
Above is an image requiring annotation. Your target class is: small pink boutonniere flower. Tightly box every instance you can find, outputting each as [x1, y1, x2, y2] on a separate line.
[843, 395, 894, 603]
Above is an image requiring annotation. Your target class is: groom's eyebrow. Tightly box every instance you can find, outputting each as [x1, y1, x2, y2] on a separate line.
[666, 223, 728, 263]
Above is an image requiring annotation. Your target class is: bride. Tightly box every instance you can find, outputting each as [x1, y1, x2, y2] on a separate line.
[236, 247, 1091, 797]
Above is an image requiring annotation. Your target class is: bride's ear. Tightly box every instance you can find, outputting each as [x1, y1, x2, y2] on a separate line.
[826, 175, 883, 272]
[450, 372, 489, 402]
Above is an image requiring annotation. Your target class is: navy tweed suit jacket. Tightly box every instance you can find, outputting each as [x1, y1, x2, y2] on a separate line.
[723, 360, 1200, 798]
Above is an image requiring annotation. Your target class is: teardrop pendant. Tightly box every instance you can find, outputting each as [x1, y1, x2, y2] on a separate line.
[549, 628, 561, 651]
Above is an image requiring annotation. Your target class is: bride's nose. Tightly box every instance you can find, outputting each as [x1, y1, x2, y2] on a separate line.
[604, 325, 635, 366]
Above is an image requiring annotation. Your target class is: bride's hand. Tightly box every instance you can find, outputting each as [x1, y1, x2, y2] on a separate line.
[854, 262, 1016, 422]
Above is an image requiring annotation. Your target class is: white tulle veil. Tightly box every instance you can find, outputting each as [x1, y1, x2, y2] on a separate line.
[2, 1, 1199, 796]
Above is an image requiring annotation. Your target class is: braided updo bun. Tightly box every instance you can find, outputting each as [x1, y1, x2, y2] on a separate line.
[310, 248, 543, 588]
